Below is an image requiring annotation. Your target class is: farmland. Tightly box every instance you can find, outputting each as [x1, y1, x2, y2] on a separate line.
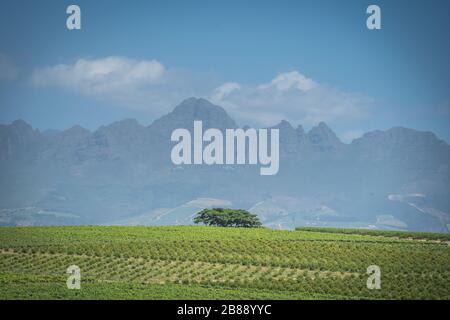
[0, 226, 449, 299]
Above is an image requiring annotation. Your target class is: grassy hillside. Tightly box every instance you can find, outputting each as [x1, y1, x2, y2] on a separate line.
[0, 226, 449, 299]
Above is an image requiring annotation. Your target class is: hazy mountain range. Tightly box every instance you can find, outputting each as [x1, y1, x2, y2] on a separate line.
[1, 97, 449, 232]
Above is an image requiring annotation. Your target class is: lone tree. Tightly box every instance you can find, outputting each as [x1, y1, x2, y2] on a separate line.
[194, 208, 262, 228]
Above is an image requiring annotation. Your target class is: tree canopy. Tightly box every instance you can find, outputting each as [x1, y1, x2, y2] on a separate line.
[193, 208, 262, 228]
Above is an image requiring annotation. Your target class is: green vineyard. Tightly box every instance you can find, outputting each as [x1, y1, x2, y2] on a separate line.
[0, 226, 449, 299]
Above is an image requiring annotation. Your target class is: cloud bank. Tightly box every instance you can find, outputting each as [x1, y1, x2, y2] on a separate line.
[32, 56, 165, 91]
[31, 56, 371, 128]
[31, 56, 209, 113]
[210, 70, 371, 127]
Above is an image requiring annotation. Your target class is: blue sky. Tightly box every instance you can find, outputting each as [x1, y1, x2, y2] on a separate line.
[0, 0, 449, 142]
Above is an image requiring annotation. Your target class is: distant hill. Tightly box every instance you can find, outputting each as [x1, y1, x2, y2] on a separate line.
[0, 97, 449, 232]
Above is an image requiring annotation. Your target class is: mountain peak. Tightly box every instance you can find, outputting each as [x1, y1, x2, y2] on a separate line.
[317, 121, 333, 131]
[172, 97, 234, 120]
[177, 97, 211, 107]
[275, 120, 294, 130]
[64, 125, 90, 136]
[5, 119, 36, 134]
[0, 119, 41, 160]
[353, 126, 447, 149]
[11, 119, 31, 128]
[296, 125, 305, 135]
[96, 118, 144, 137]
[105, 118, 142, 129]
[2, 119, 39, 137]
[308, 121, 336, 135]
[149, 98, 237, 135]
[307, 122, 343, 150]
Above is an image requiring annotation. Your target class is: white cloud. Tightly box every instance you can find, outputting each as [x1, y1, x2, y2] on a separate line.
[258, 71, 317, 92]
[210, 71, 371, 127]
[0, 54, 19, 81]
[30, 56, 210, 113]
[32, 56, 164, 94]
[211, 82, 241, 101]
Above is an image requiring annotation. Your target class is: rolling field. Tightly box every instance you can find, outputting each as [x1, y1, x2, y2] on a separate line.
[0, 226, 449, 299]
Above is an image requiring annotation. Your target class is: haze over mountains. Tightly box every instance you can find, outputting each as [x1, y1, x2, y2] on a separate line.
[1, 97, 449, 232]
